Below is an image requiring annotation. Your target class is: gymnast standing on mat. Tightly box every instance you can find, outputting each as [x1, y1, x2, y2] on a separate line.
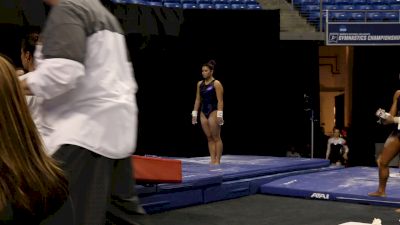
[369, 90, 400, 197]
[192, 60, 224, 165]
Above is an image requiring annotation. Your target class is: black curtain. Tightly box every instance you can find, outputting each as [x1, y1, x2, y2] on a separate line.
[352, 46, 400, 166]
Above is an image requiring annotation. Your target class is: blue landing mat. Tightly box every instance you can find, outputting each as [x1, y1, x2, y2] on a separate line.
[203, 165, 343, 203]
[180, 155, 330, 181]
[260, 167, 400, 207]
[138, 155, 331, 213]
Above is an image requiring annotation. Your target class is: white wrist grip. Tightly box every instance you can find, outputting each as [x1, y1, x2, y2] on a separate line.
[192, 111, 198, 117]
[217, 111, 223, 118]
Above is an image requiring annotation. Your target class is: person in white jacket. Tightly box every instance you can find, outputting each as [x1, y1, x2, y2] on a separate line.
[20, 0, 143, 224]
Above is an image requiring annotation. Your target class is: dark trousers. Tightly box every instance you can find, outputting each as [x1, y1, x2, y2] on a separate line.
[52, 145, 145, 225]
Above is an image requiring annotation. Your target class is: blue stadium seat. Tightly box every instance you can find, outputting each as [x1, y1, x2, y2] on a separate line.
[390, 4, 400, 9]
[301, 5, 320, 13]
[350, 12, 365, 21]
[300, 0, 318, 4]
[244, 0, 258, 4]
[332, 12, 351, 21]
[112, 0, 127, 3]
[367, 12, 384, 21]
[372, 4, 390, 10]
[387, 0, 400, 4]
[231, 3, 247, 9]
[247, 4, 262, 9]
[126, 0, 147, 4]
[352, 0, 367, 4]
[164, 0, 180, 3]
[148, 1, 163, 6]
[198, 0, 212, 3]
[215, 3, 231, 9]
[354, 4, 372, 9]
[213, 0, 228, 3]
[164, 2, 182, 7]
[383, 12, 399, 21]
[182, 3, 198, 8]
[307, 12, 317, 21]
[198, 3, 214, 8]
[228, 0, 246, 4]
[323, 4, 339, 10]
[367, 0, 387, 5]
[181, 0, 197, 3]
[320, 0, 334, 4]
[339, 4, 355, 9]
[334, 0, 351, 4]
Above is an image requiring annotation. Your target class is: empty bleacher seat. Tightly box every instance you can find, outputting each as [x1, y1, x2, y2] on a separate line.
[301, 5, 320, 14]
[334, 0, 351, 4]
[198, 0, 212, 3]
[367, 12, 384, 21]
[372, 4, 390, 10]
[198, 3, 214, 8]
[384, 12, 399, 21]
[367, 0, 387, 4]
[213, 0, 228, 3]
[215, 3, 231, 9]
[323, 4, 339, 10]
[148, 1, 163, 6]
[320, 0, 334, 4]
[229, 0, 246, 4]
[126, 0, 148, 4]
[231, 3, 247, 9]
[164, 0, 180, 3]
[244, 0, 259, 4]
[164, 2, 182, 7]
[308, 11, 320, 20]
[390, 4, 400, 9]
[387, 0, 400, 4]
[354, 4, 372, 9]
[350, 12, 366, 21]
[352, 0, 367, 4]
[182, 3, 198, 8]
[247, 4, 262, 9]
[339, 4, 356, 9]
[332, 12, 351, 21]
[300, 0, 318, 5]
[181, 0, 197, 3]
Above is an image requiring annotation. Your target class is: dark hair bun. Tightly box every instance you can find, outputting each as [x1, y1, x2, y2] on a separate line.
[208, 60, 216, 66]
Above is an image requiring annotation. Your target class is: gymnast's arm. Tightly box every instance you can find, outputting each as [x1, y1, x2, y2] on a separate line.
[325, 139, 331, 160]
[342, 139, 349, 160]
[193, 81, 202, 112]
[214, 80, 224, 111]
[382, 90, 400, 125]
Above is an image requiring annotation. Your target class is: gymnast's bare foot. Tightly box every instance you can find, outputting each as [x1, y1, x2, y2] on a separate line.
[368, 191, 386, 197]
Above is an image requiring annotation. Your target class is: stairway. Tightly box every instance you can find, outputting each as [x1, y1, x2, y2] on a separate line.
[258, 0, 325, 40]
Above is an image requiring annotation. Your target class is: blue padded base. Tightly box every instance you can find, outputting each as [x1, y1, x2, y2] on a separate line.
[203, 179, 250, 203]
[260, 167, 400, 207]
[203, 165, 343, 203]
[140, 189, 203, 214]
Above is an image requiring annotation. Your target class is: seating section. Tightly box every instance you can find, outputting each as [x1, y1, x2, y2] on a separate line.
[112, 0, 262, 10]
[293, 0, 400, 31]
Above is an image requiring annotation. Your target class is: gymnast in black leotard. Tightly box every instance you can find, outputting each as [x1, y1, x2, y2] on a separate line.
[192, 60, 224, 165]
[200, 79, 218, 118]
